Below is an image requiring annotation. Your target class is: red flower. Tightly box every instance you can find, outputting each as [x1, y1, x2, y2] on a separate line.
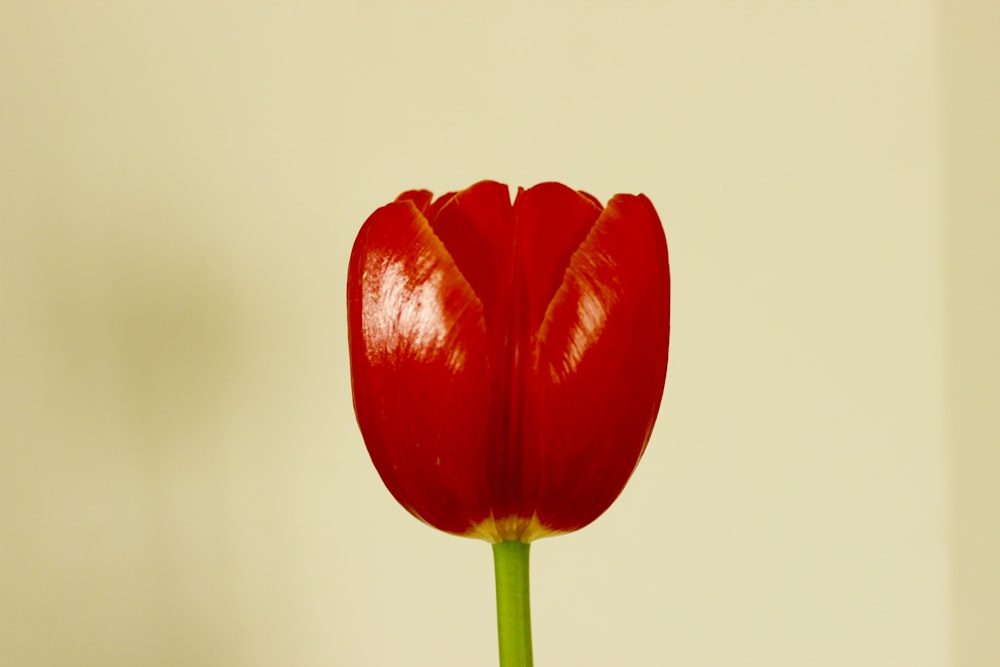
[347, 180, 670, 543]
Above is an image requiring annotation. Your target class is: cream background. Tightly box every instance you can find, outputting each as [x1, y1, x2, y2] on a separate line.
[0, 1, 996, 666]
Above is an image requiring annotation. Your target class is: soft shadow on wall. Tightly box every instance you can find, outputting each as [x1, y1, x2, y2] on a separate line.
[941, 1, 1000, 666]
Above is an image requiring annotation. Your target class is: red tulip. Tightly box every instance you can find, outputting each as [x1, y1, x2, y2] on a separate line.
[347, 180, 670, 543]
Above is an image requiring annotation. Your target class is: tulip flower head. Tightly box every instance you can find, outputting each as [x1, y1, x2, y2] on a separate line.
[348, 180, 670, 544]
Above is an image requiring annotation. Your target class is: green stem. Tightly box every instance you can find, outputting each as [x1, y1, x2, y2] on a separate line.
[492, 540, 533, 667]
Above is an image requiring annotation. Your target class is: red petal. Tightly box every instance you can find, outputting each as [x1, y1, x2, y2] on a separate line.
[426, 190, 457, 221]
[515, 183, 603, 334]
[482, 183, 604, 524]
[577, 189, 602, 209]
[429, 180, 515, 324]
[395, 189, 433, 213]
[423, 182, 521, 525]
[350, 184, 671, 542]
[347, 198, 494, 534]
[529, 193, 671, 532]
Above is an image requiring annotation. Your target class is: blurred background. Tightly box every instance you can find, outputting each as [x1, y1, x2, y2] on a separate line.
[1, 1, 997, 665]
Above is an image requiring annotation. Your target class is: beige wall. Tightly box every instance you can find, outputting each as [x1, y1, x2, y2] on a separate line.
[941, 1, 1000, 666]
[0, 1, 992, 665]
